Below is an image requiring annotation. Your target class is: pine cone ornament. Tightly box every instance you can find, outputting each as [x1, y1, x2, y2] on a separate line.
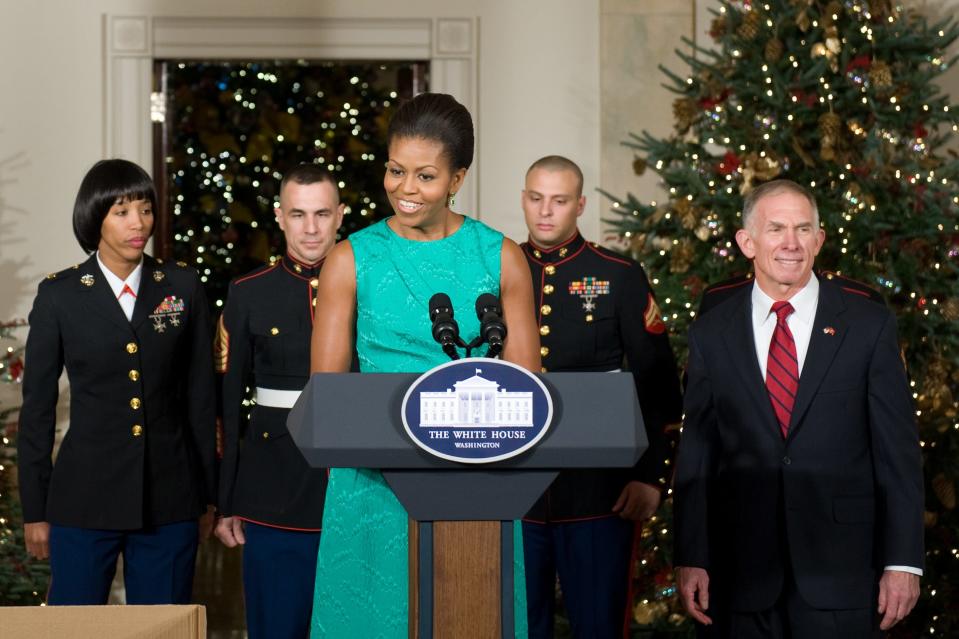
[869, 60, 893, 89]
[632, 156, 647, 176]
[670, 239, 696, 274]
[932, 473, 956, 510]
[737, 10, 762, 40]
[764, 38, 784, 63]
[672, 97, 699, 132]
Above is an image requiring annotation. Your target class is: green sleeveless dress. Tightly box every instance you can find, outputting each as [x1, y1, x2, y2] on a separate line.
[310, 216, 529, 638]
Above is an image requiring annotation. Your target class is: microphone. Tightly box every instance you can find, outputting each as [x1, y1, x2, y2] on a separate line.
[429, 293, 462, 360]
[475, 293, 507, 358]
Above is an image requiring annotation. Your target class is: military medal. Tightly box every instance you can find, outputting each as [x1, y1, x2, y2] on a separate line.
[80, 274, 95, 287]
[568, 276, 610, 312]
[149, 295, 186, 333]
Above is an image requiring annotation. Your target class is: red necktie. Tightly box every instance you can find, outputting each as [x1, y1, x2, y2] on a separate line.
[766, 301, 798, 438]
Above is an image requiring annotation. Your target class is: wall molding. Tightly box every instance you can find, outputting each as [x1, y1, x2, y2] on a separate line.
[104, 14, 480, 217]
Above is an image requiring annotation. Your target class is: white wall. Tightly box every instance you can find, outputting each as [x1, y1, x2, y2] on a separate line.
[0, 0, 602, 322]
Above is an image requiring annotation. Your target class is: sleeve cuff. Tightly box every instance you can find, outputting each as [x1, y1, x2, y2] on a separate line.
[884, 565, 923, 577]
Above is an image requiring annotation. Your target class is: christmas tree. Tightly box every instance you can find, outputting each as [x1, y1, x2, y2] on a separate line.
[606, 1, 959, 636]
[163, 60, 422, 310]
[0, 320, 50, 605]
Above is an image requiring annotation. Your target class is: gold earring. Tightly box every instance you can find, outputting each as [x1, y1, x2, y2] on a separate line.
[447, 193, 456, 208]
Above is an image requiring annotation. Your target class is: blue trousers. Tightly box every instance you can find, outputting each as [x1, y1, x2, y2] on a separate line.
[242, 521, 321, 639]
[523, 517, 636, 639]
[48, 520, 198, 605]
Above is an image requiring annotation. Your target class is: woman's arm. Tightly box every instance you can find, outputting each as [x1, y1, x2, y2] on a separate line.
[311, 240, 357, 373]
[499, 238, 541, 372]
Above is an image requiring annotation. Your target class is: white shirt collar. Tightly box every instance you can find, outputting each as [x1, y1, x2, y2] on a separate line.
[96, 252, 144, 298]
[751, 273, 819, 327]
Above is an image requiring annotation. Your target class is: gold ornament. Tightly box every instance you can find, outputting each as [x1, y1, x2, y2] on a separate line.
[796, 9, 811, 32]
[869, 60, 893, 89]
[632, 156, 647, 176]
[634, 601, 656, 625]
[818, 112, 842, 161]
[740, 152, 782, 194]
[736, 10, 762, 40]
[932, 473, 956, 510]
[941, 298, 959, 322]
[672, 98, 699, 132]
[695, 222, 712, 242]
[670, 239, 696, 274]
[811, 42, 828, 58]
[674, 199, 697, 229]
[764, 38, 784, 63]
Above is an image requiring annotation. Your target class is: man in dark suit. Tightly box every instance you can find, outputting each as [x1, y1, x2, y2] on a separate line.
[673, 179, 924, 637]
[214, 163, 343, 639]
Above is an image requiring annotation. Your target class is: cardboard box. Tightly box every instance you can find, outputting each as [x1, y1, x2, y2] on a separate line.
[0, 604, 206, 639]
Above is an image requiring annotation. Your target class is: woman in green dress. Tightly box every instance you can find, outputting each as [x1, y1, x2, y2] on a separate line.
[309, 93, 540, 637]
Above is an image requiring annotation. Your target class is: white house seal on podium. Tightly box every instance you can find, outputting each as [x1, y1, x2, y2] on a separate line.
[401, 358, 554, 464]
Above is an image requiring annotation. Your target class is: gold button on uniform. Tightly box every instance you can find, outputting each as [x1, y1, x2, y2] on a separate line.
[533, 250, 542, 259]
[541, 367, 548, 373]
[262, 432, 270, 439]
[545, 265, 556, 276]
[128, 370, 140, 381]
[539, 325, 551, 336]
[270, 327, 279, 335]
[543, 284, 554, 295]
[541, 305, 552, 316]
[310, 278, 319, 289]
[130, 398, 141, 410]
[540, 346, 550, 357]
[585, 314, 594, 323]
[131, 424, 143, 437]
[126, 342, 138, 354]
[559, 248, 568, 257]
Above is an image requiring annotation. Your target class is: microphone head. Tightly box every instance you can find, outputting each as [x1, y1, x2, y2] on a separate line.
[429, 292, 454, 320]
[475, 293, 502, 319]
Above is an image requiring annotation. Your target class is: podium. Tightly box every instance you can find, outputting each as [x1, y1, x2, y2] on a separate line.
[288, 370, 647, 638]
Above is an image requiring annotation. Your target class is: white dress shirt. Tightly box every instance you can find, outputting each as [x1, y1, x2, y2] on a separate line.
[749, 275, 921, 577]
[96, 253, 143, 322]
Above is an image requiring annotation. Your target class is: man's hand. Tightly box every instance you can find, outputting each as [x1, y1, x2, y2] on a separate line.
[612, 481, 661, 521]
[24, 522, 51, 560]
[878, 570, 919, 630]
[214, 516, 246, 547]
[676, 566, 712, 626]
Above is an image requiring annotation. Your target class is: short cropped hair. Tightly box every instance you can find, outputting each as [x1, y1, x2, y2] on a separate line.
[72, 159, 157, 253]
[526, 155, 585, 196]
[387, 93, 474, 171]
[280, 163, 338, 195]
[742, 179, 820, 231]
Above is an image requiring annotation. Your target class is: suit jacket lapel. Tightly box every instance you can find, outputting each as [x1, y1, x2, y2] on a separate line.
[787, 281, 848, 438]
[720, 291, 780, 434]
[131, 256, 171, 330]
[76, 254, 131, 332]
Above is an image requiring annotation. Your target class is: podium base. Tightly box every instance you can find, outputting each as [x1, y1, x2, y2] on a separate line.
[409, 519, 516, 639]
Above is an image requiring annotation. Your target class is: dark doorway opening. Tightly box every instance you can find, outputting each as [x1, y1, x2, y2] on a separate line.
[153, 59, 428, 311]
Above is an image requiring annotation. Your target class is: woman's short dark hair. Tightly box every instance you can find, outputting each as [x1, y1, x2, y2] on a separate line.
[387, 93, 474, 171]
[72, 159, 157, 253]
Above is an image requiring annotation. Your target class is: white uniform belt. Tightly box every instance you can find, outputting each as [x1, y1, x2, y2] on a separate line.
[255, 387, 302, 409]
